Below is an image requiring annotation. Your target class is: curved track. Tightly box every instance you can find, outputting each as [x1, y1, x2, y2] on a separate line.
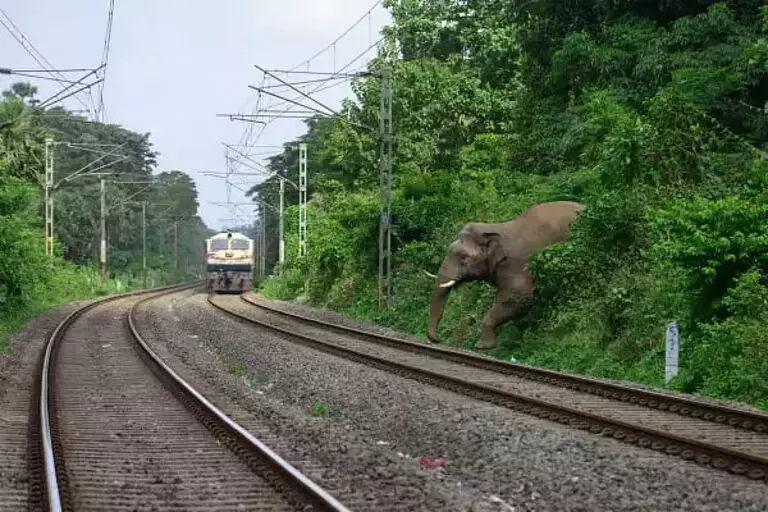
[30, 283, 349, 512]
[206, 292, 768, 483]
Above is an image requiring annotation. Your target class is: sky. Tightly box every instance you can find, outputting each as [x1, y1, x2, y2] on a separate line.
[1, 0, 391, 231]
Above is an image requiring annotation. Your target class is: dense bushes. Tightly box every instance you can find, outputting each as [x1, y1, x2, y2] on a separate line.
[0, 176, 51, 309]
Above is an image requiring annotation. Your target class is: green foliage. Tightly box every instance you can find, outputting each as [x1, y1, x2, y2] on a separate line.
[310, 400, 327, 418]
[0, 83, 210, 352]
[674, 270, 768, 408]
[0, 176, 51, 308]
[256, 1, 768, 409]
[650, 196, 768, 320]
[226, 362, 246, 376]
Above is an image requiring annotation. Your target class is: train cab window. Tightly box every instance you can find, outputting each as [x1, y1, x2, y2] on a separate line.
[210, 239, 228, 251]
[231, 239, 250, 250]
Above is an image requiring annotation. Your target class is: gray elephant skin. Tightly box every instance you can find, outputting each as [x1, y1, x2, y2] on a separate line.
[426, 201, 584, 350]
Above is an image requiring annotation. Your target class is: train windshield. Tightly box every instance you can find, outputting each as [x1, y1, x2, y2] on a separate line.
[231, 239, 250, 250]
[210, 239, 228, 251]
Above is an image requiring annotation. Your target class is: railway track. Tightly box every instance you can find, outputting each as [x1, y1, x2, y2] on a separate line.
[206, 292, 768, 483]
[29, 283, 349, 511]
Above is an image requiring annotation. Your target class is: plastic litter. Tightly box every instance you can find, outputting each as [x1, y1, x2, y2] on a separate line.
[415, 456, 445, 469]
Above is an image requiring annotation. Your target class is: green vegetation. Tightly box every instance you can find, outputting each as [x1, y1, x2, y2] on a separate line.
[310, 400, 328, 418]
[257, 2, 768, 409]
[0, 84, 210, 351]
[226, 361, 247, 376]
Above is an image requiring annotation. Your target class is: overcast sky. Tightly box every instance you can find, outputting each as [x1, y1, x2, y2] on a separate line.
[1, 1, 391, 231]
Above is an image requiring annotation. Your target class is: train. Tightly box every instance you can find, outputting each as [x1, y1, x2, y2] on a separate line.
[204, 231, 254, 293]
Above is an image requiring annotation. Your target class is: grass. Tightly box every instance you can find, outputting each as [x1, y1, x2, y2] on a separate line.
[226, 362, 246, 376]
[259, 272, 768, 411]
[311, 400, 327, 417]
[0, 263, 185, 353]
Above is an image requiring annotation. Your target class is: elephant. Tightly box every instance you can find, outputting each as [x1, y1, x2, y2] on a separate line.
[425, 201, 584, 350]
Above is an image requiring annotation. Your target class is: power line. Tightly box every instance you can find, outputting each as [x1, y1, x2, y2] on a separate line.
[233, 74, 269, 167]
[0, 66, 94, 74]
[248, 85, 335, 118]
[268, 39, 382, 113]
[260, 74, 353, 90]
[263, 70, 366, 78]
[250, 38, 382, 136]
[0, 70, 84, 84]
[97, 0, 116, 122]
[241, 3, 384, 152]
[263, 75, 357, 112]
[36, 70, 104, 110]
[255, 63, 342, 116]
[37, 79, 103, 111]
[221, 1, 386, 221]
[0, 7, 94, 114]
[286, 0, 382, 72]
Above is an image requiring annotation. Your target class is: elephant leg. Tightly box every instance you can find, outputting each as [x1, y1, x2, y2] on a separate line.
[475, 294, 531, 350]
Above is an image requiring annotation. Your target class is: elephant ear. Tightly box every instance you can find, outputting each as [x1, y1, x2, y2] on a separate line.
[462, 223, 501, 249]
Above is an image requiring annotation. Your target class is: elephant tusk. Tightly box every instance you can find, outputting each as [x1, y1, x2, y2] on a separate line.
[423, 270, 438, 279]
[439, 279, 456, 288]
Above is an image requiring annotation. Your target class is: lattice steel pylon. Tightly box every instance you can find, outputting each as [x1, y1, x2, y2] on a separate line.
[378, 67, 393, 308]
[298, 142, 308, 258]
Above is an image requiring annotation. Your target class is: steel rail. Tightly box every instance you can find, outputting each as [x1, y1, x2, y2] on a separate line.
[239, 294, 768, 434]
[128, 293, 350, 511]
[37, 281, 200, 512]
[207, 294, 768, 482]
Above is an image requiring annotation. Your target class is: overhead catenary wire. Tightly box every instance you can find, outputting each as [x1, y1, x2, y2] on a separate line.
[0, 7, 94, 114]
[0, 67, 101, 85]
[1, 71, 81, 84]
[246, 2, 385, 143]
[261, 70, 366, 78]
[220, 2, 386, 230]
[2, 67, 94, 74]
[255, 63, 342, 116]
[262, 75, 360, 112]
[259, 74, 353, 90]
[33, 66, 104, 109]
[37, 78, 104, 111]
[255, 36, 383, 125]
[285, 0, 382, 72]
[97, 0, 116, 122]
[247, 85, 337, 118]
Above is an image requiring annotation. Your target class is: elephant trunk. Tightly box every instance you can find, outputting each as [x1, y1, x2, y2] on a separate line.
[427, 258, 457, 343]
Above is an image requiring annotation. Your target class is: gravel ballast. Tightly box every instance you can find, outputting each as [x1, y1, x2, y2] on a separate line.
[136, 290, 768, 511]
[0, 301, 90, 511]
[245, 293, 768, 415]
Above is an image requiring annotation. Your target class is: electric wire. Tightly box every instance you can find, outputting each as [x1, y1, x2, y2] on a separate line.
[247, 2, 384, 142]
[286, 0, 382, 72]
[97, 0, 115, 122]
[0, 7, 94, 113]
[225, 2, 385, 228]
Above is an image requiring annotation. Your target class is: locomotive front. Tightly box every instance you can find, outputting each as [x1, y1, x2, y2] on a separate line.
[205, 231, 254, 293]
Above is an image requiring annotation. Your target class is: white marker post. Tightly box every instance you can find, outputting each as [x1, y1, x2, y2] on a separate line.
[665, 321, 680, 384]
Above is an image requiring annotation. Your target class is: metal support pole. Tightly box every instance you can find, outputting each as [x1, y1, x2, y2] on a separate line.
[253, 221, 259, 277]
[255, 219, 262, 277]
[173, 221, 179, 272]
[298, 143, 308, 258]
[260, 205, 267, 276]
[142, 202, 147, 288]
[279, 177, 285, 267]
[44, 138, 54, 256]
[378, 67, 394, 308]
[100, 178, 107, 284]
